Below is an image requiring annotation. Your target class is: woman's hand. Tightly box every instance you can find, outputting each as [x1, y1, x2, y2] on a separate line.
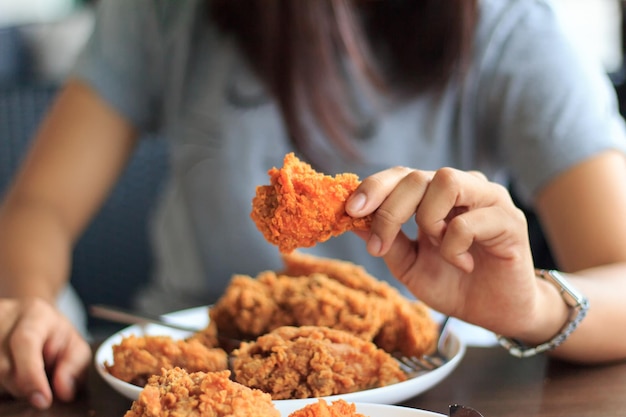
[0, 298, 91, 409]
[346, 166, 539, 335]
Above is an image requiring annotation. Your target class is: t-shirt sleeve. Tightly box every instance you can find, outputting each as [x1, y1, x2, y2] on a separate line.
[71, 0, 163, 132]
[478, 0, 626, 205]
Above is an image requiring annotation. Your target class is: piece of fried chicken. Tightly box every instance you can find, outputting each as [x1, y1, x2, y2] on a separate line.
[231, 326, 407, 400]
[105, 335, 228, 387]
[124, 368, 280, 417]
[287, 399, 367, 417]
[209, 271, 390, 342]
[209, 252, 438, 358]
[281, 251, 439, 357]
[250, 152, 371, 253]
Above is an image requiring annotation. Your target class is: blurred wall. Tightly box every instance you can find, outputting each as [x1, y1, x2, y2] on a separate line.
[550, 0, 623, 74]
[0, 0, 94, 84]
[0, 0, 79, 27]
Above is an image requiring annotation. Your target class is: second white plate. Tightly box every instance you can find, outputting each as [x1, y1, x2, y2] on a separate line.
[274, 402, 446, 417]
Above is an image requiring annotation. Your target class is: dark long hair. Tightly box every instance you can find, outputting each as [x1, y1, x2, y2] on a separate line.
[210, 0, 478, 162]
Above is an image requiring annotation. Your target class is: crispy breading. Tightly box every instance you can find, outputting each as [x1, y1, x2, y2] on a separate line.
[250, 152, 372, 253]
[209, 271, 390, 342]
[105, 335, 228, 386]
[287, 399, 367, 417]
[281, 252, 439, 357]
[208, 273, 289, 340]
[280, 251, 397, 297]
[124, 368, 280, 417]
[210, 253, 438, 358]
[232, 326, 407, 400]
[185, 310, 221, 348]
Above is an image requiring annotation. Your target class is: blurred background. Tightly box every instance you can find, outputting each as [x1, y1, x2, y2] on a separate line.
[0, 0, 94, 84]
[552, 0, 624, 76]
[0, 0, 169, 335]
[1, 0, 623, 93]
[0, 0, 624, 334]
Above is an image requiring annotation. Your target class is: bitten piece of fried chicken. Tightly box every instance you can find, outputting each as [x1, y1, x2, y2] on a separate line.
[231, 326, 407, 400]
[124, 368, 280, 417]
[250, 152, 372, 253]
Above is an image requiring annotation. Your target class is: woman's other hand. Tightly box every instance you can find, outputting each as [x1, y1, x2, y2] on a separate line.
[0, 297, 91, 409]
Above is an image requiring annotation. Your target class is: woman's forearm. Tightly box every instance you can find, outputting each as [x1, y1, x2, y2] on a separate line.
[0, 196, 74, 302]
[0, 79, 139, 303]
[546, 263, 626, 363]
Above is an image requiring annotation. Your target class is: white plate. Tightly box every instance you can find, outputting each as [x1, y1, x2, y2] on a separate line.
[95, 306, 465, 405]
[274, 402, 446, 416]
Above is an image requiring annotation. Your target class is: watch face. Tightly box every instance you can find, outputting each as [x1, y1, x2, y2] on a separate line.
[536, 269, 586, 307]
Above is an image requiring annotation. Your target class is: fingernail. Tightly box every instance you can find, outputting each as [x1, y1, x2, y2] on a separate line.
[367, 234, 382, 255]
[30, 392, 50, 410]
[347, 192, 366, 213]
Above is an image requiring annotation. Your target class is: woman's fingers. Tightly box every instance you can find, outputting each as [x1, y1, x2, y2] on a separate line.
[9, 309, 54, 408]
[0, 299, 49, 408]
[437, 205, 527, 272]
[420, 169, 527, 271]
[350, 166, 525, 265]
[0, 298, 89, 409]
[347, 167, 434, 255]
[415, 168, 508, 241]
[346, 166, 433, 216]
[47, 330, 91, 402]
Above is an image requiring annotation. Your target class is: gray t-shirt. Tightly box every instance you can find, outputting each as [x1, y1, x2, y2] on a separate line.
[74, 0, 626, 314]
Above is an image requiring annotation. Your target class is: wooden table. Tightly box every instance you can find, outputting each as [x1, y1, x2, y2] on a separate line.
[1, 346, 625, 417]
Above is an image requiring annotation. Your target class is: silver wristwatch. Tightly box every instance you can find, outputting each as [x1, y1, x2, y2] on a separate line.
[496, 269, 590, 358]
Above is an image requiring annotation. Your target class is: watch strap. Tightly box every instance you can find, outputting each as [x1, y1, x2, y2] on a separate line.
[496, 269, 590, 358]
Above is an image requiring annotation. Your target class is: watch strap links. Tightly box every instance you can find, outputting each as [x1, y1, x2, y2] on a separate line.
[496, 269, 590, 358]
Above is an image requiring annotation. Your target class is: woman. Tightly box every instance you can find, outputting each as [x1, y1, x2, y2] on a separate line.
[1, 0, 626, 410]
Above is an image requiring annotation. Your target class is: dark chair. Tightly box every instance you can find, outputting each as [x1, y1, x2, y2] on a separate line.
[0, 81, 169, 333]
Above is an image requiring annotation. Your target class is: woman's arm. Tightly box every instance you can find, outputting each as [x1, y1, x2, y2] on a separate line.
[534, 149, 626, 363]
[0, 77, 139, 408]
[0, 78, 139, 301]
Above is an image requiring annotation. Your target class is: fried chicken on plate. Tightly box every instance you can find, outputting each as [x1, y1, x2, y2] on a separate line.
[287, 399, 368, 417]
[106, 254, 437, 396]
[210, 252, 438, 358]
[281, 251, 438, 357]
[250, 152, 372, 253]
[209, 271, 390, 342]
[124, 368, 280, 417]
[105, 335, 228, 387]
[231, 325, 407, 400]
